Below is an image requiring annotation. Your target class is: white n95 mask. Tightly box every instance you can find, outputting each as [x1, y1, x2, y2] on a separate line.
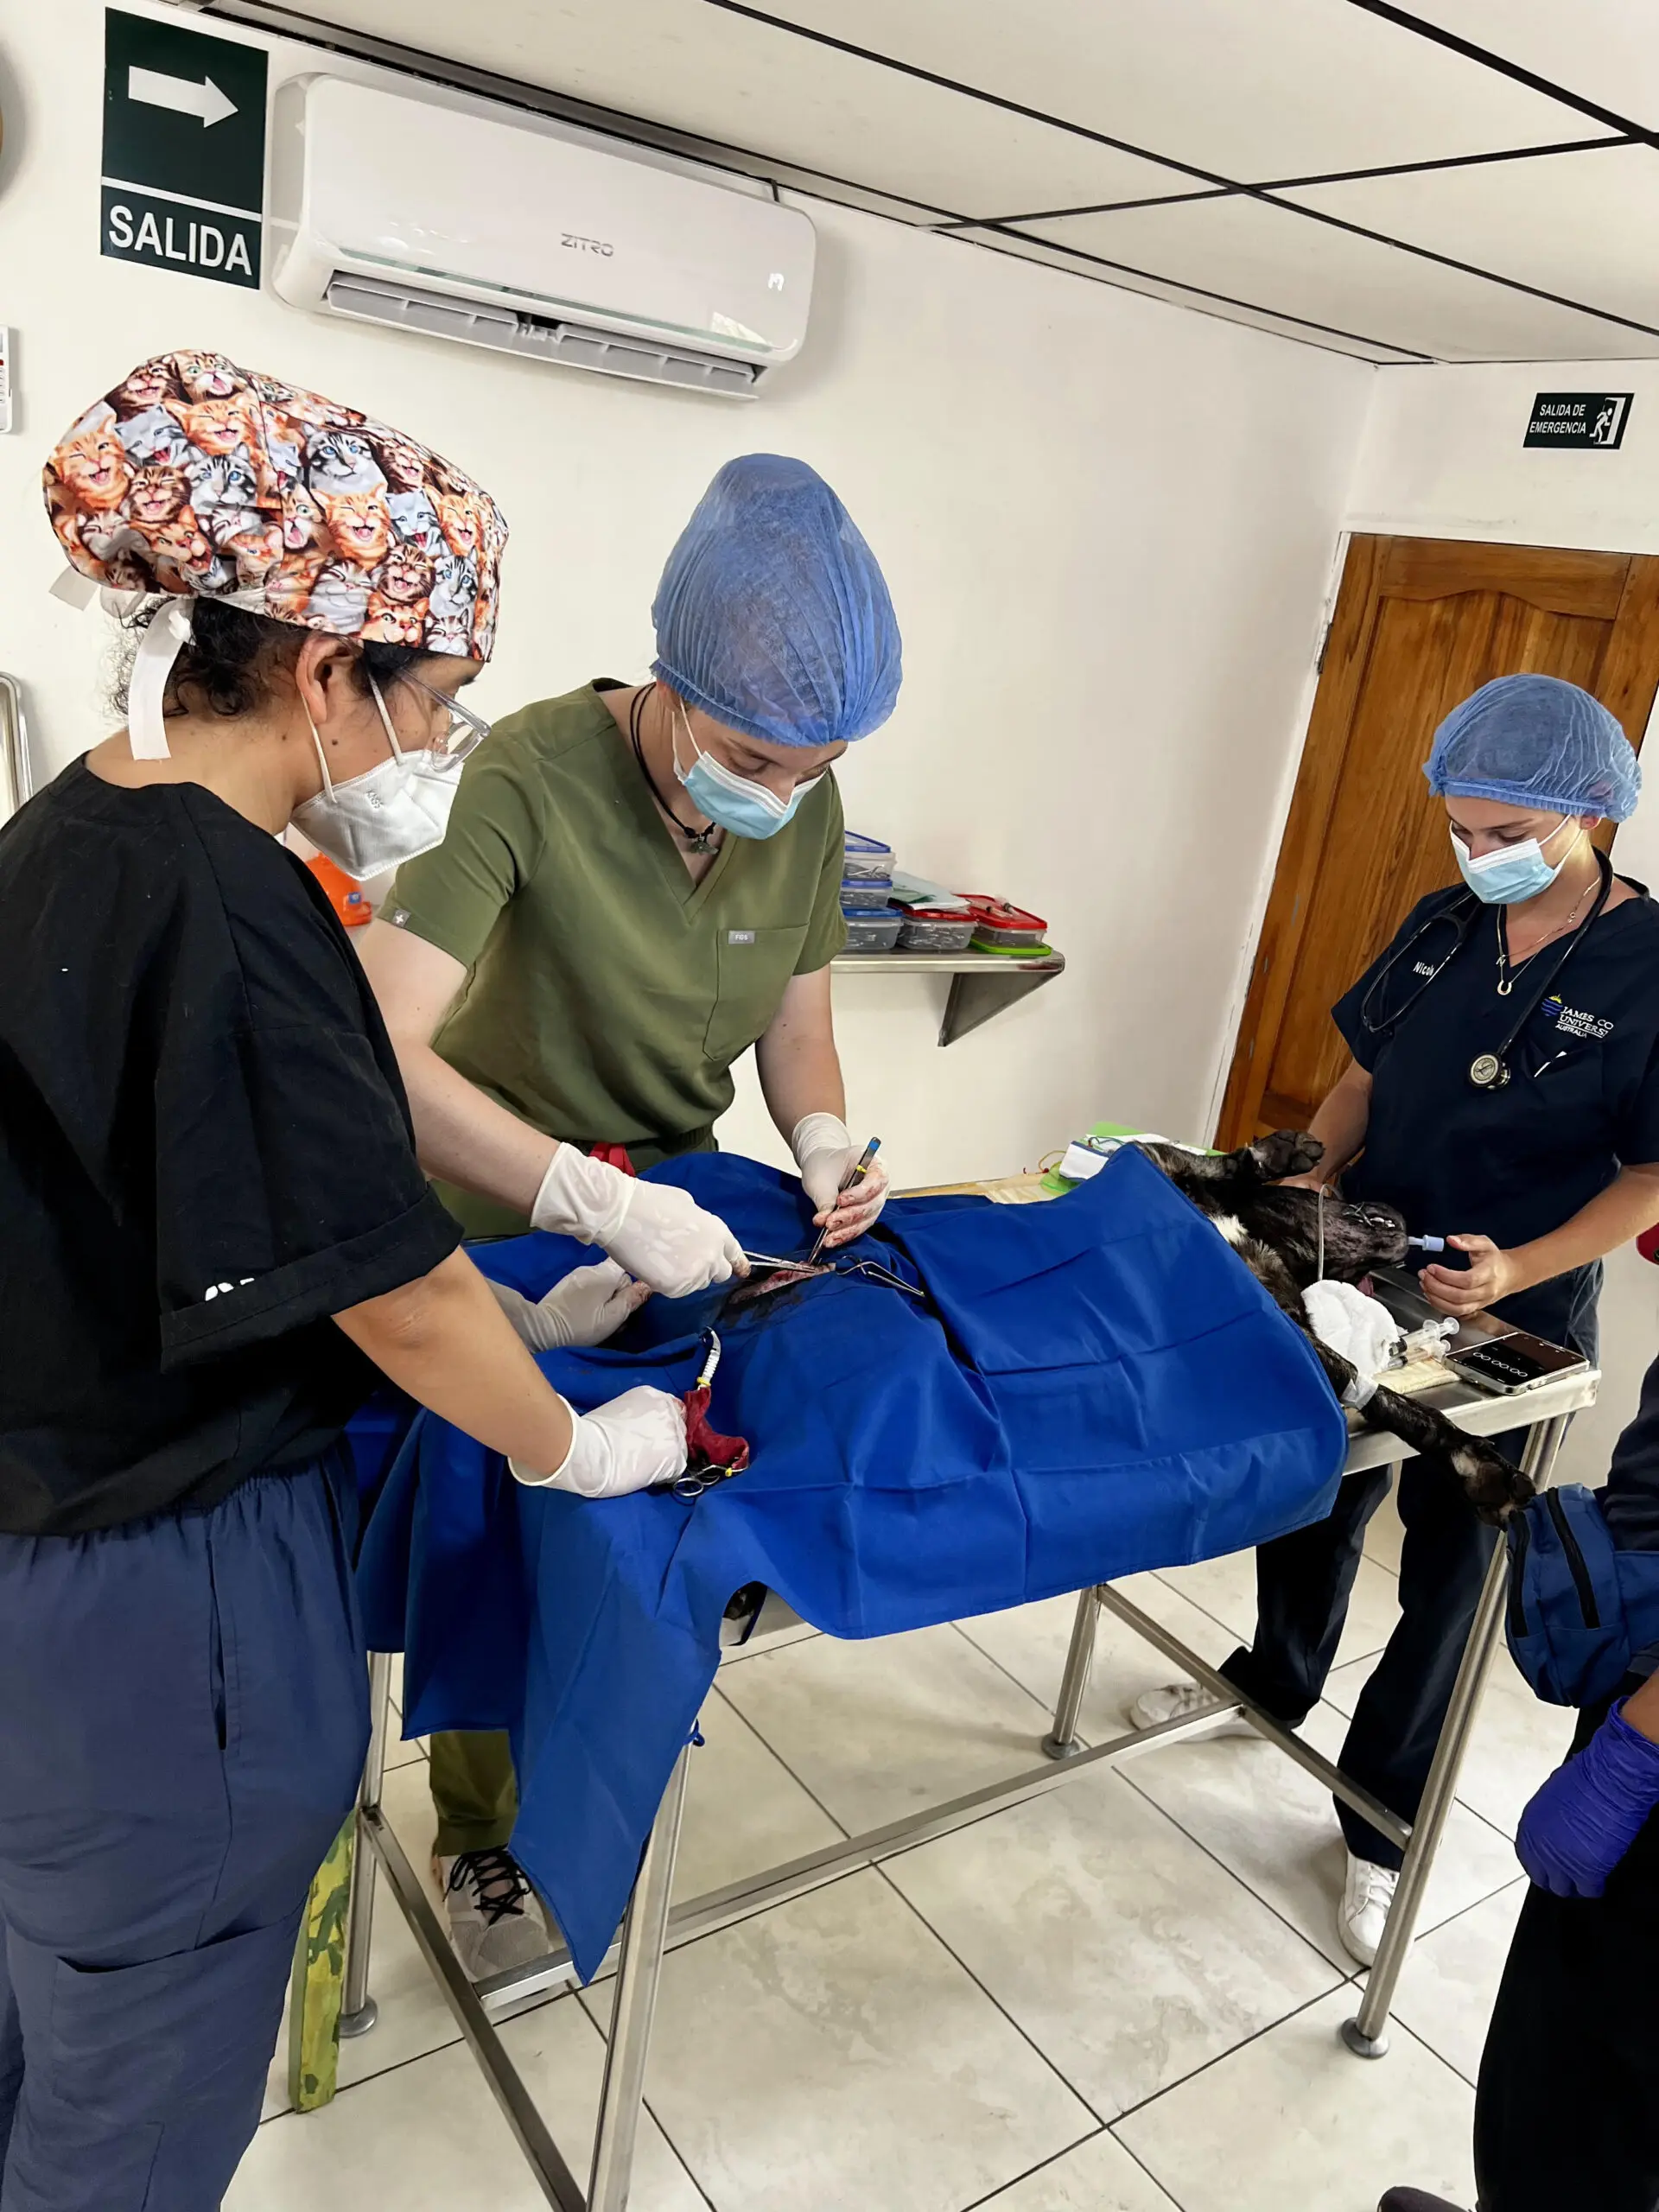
[290, 677, 461, 880]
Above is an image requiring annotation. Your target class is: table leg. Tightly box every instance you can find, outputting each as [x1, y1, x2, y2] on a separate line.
[342, 1650, 395, 2037]
[588, 1742, 694, 2212]
[1342, 1414, 1567, 2057]
[1043, 1587, 1100, 1758]
[288, 1649, 396, 2109]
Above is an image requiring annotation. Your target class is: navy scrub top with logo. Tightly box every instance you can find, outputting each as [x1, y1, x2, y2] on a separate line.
[1332, 877, 1659, 1350]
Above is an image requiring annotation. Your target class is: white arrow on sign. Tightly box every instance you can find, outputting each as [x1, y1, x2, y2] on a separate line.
[128, 66, 238, 130]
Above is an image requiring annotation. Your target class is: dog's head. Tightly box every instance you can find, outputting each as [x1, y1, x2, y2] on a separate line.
[1243, 1188, 1408, 1288]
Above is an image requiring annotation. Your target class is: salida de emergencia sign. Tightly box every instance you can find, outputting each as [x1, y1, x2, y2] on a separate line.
[1524, 392, 1634, 450]
[101, 10, 268, 289]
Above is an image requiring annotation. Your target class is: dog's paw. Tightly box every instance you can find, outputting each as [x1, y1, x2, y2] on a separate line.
[1448, 1439, 1535, 1526]
[1250, 1129, 1325, 1183]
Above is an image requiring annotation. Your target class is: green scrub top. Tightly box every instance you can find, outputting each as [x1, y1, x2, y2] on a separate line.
[386, 681, 848, 1235]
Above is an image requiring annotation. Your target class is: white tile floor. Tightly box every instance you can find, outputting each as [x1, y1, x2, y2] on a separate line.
[230, 1484, 1568, 2212]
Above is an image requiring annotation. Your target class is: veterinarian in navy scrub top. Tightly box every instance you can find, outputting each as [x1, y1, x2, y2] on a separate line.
[1153, 676, 1659, 1970]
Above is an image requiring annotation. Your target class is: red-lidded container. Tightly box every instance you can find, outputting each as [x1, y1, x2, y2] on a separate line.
[960, 894, 1049, 949]
[898, 906, 977, 951]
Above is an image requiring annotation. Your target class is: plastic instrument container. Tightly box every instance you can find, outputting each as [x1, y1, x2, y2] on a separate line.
[840, 903, 904, 952]
[959, 894, 1049, 948]
[840, 877, 897, 910]
[842, 830, 895, 881]
[898, 906, 976, 951]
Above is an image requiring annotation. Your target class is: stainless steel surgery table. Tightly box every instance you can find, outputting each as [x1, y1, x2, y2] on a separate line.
[289, 1241, 1595, 2209]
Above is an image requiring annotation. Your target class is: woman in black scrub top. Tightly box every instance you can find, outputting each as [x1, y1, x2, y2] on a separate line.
[0, 356, 694, 2212]
[1137, 674, 1659, 1968]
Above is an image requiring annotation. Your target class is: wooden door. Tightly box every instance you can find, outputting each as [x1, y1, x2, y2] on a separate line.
[1217, 536, 1659, 1147]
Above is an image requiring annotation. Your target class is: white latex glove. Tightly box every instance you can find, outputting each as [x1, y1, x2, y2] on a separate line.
[510, 1386, 689, 1499]
[531, 1147, 746, 1299]
[488, 1260, 651, 1352]
[791, 1113, 889, 1249]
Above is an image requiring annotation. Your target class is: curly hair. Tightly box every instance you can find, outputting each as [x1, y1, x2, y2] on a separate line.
[111, 597, 429, 723]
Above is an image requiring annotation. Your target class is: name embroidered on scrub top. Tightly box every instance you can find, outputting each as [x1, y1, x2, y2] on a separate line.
[1546, 996, 1615, 1039]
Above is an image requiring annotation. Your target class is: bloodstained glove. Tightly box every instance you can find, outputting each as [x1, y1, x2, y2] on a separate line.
[509, 1386, 690, 1499]
[791, 1112, 889, 1249]
[1516, 1698, 1659, 1898]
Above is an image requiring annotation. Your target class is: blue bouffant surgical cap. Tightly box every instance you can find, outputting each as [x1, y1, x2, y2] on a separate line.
[651, 454, 902, 748]
[1424, 673, 1641, 823]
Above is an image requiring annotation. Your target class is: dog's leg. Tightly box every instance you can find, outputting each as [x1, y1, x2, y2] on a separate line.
[1138, 1129, 1324, 1202]
[1295, 1327, 1532, 1524]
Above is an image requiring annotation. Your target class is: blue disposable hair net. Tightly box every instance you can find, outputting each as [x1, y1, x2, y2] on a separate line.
[651, 454, 902, 747]
[1424, 674, 1640, 823]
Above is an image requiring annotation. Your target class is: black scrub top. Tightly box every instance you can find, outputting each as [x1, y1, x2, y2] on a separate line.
[1332, 878, 1659, 1350]
[0, 758, 461, 1537]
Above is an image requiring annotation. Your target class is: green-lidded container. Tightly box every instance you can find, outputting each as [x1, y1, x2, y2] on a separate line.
[1040, 1121, 1217, 1197]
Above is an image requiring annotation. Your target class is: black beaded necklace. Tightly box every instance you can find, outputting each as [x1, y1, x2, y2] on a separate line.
[628, 683, 718, 853]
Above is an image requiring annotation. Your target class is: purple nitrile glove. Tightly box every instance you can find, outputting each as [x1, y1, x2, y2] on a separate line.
[1516, 1699, 1659, 1899]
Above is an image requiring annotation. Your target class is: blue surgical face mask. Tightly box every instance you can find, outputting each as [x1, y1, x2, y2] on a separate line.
[673, 702, 823, 841]
[1452, 816, 1582, 905]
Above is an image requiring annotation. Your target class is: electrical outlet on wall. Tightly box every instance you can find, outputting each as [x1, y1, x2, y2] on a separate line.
[0, 329, 12, 433]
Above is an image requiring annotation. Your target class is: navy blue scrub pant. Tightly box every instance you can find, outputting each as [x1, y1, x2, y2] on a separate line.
[0, 1459, 369, 2211]
[1218, 1369, 1592, 1870]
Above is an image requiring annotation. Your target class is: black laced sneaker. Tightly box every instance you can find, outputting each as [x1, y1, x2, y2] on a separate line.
[435, 1847, 553, 1980]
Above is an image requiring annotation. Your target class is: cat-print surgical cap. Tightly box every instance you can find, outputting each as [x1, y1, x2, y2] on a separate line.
[43, 350, 508, 753]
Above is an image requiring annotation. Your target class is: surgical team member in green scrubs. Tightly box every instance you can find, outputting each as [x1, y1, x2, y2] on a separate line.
[359, 454, 904, 1974]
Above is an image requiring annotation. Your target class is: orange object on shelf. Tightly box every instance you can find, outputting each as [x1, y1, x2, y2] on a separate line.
[306, 853, 372, 927]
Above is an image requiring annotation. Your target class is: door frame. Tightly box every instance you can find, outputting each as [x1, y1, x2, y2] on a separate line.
[1199, 530, 1350, 1142]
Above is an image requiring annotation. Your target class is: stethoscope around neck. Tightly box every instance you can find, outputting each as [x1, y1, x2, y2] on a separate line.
[1357, 849, 1613, 1091]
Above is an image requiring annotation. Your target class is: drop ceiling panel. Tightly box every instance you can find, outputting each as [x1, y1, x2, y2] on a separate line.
[1399, 0, 1659, 135]
[949, 228, 1428, 363]
[213, 0, 1659, 365]
[260, 0, 1189, 217]
[752, 0, 1598, 183]
[1280, 143, 1659, 333]
[1019, 196, 1659, 361]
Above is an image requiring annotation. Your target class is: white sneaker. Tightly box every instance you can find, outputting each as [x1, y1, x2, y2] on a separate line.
[1339, 1851, 1399, 1966]
[435, 1847, 554, 1980]
[1127, 1681, 1255, 1740]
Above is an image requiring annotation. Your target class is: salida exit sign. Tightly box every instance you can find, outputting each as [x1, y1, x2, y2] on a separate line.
[1524, 392, 1633, 449]
[100, 10, 268, 289]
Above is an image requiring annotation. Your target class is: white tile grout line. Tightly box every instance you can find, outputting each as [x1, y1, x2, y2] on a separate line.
[712, 1638, 1359, 2147]
[282, 1665, 1492, 2209]
[314, 1613, 1510, 2177]
[568, 1996, 719, 2211]
[1107, 1982, 1462, 2139]
[710, 1618, 1529, 2105]
[959, 2126, 1185, 2212]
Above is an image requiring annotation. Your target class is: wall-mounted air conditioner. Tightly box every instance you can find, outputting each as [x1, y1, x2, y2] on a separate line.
[269, 76, 816, 397]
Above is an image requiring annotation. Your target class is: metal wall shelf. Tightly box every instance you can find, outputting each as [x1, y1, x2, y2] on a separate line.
[830, 949, 1066, 1046]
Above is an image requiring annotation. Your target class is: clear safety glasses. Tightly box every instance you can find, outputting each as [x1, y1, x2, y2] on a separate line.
[403, 675, 493, 764]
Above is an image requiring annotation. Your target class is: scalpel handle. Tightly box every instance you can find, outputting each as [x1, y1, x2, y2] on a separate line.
[807, 1138, 880, 1263]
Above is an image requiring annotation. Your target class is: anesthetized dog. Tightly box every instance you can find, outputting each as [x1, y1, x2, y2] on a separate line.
[1129, 1129, 1534, 1522]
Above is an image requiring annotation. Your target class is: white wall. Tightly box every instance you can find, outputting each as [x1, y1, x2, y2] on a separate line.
[1350, 358, 1659, 557]
[0, 0, 1373, 1185]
